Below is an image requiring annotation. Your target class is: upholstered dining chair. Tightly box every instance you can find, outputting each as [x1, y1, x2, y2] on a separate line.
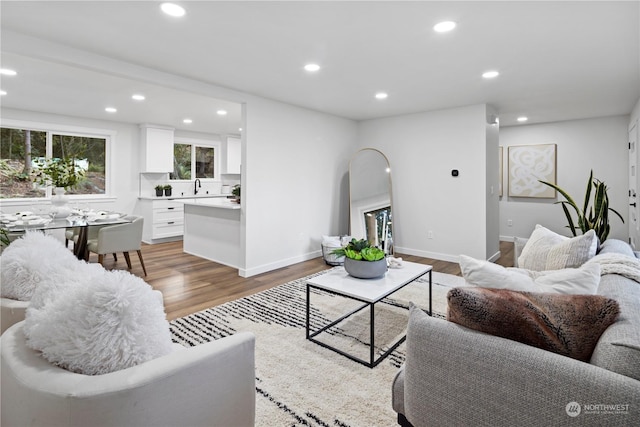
[86, 215, 147, 276]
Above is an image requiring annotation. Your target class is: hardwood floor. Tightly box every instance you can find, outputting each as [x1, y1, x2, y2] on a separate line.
[96, 240, 514, 321]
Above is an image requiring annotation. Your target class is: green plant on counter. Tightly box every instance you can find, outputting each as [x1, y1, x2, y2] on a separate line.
[231, 184, 241, 198]
[155, 185, 164, 191]
[539, 169, 624, 242]
[332, 238, 385, 261]
[163, 185, 172, 190]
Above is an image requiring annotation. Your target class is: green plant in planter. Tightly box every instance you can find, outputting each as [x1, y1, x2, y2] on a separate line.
[539, 170, 624, 242]
[155, 185, 164, 196]
[231, 184, 241, 198]
[332, 238, 385, 261]
[163, 184, 172, 196]
[34, 157, 85, 189]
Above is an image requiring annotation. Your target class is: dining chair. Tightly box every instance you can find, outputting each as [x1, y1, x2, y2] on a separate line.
[64, 227, 78, 248]
[86, 216, 147, 276]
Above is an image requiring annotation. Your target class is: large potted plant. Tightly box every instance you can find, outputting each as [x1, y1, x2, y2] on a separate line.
[539, 170, 624, 242]
[332, 238, 387, 279]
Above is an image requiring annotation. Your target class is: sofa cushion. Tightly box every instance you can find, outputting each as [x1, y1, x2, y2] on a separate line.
[459, 254, 601, 294]
[24, 269, 172, 375]
[518, 225, 597, 271]
[0, 231, 79, 301]
[597, 238, 636, 258]
[447, 287, 619, 362]
[590, 272, 640, 381]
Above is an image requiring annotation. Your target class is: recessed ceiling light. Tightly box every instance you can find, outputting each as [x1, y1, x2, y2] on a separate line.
[304, 63, 321, 72]
[0, 90, 6, 96]
[132, 94, 145, 101]
[0, 68, 17, 76]
[105, 107, 117, 113]
[239, 127, 243, 132]
[433, 21, 456, 32]
[216, 110, 227, 116]
[375, 92, 388, 100]
[517, 116, 528, 122]
[161, 3, 185, 17]
[482, 70, 500, 79]
[183, 118, 193, 124]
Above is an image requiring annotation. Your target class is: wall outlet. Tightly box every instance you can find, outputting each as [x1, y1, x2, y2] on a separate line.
[427, 230, 434, 239]
[507, 219, 513, 227]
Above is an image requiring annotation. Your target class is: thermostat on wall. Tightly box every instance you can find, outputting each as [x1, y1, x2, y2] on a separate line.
[451, 169, 459, 177]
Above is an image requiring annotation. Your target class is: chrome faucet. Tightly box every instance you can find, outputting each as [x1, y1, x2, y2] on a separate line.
[194, 178, 201, 195]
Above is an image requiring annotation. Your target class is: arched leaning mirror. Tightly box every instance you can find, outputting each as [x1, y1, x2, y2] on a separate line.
[349, 148, 393, 254]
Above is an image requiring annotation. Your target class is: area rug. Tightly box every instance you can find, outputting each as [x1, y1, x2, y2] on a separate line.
[170, 268, 469, 426]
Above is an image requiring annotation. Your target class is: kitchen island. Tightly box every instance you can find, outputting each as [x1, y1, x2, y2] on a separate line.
[182, 198, 242, 269]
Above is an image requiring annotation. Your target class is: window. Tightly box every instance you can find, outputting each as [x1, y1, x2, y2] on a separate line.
[1, 124, 109, 199]
[170, 139, 218, 181]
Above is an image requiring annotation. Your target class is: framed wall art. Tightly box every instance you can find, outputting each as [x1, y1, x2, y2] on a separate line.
[508, 144, 557, 198]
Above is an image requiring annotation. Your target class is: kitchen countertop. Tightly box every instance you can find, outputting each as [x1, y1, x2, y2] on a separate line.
[182, 198, 241, 210]
[138, 194, 231, 200]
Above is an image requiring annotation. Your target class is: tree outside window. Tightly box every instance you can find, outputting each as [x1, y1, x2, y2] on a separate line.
[171, 142, 215, 180]
[0, 126, 107, 199]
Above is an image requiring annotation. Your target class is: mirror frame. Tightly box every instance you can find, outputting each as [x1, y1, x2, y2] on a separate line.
[348, 148, 394, 254]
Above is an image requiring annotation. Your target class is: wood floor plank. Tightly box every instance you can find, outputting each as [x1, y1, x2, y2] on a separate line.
[96, 240, 513, 320]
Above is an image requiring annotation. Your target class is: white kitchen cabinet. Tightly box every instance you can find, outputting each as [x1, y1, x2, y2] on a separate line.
[136, 199, 185, 243]
[225, 137, 241, 174]
[140, 124, 174, 173]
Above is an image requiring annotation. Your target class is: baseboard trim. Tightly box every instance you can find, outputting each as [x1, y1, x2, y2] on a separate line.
[395, 247, 502, 263]
[240, 249, 322, 278]
[487, 250, 501, 263]
[394, 246, 460, 263]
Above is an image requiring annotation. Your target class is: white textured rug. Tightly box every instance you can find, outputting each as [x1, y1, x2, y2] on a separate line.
[170, 269, 468, 426]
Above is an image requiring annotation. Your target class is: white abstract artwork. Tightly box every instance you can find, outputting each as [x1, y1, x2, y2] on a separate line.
[508, 144, 557, 198]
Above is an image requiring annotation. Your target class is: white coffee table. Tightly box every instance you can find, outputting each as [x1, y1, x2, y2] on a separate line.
[306, 261, 432, 368]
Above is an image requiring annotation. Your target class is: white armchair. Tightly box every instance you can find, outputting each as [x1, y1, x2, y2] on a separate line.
[1, 323, 256, 427]
[0, 298, 28, 334]
[87, 215, 147, 275]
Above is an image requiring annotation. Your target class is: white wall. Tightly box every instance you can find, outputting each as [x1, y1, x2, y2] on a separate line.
[485, 106, 500, 261]
[499, 115, 629, 241]
[242, 97, 356, 276]
[629, 97, 640, 248]
[357, 104, 497, 262]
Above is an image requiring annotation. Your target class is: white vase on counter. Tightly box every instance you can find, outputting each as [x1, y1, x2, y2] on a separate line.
[51, 187, 71, 218]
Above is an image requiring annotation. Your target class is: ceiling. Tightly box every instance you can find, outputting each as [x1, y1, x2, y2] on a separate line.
[0, 1, 638, 134]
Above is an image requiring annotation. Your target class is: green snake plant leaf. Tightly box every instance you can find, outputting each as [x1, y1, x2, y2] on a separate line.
[539, 170, 624, 243]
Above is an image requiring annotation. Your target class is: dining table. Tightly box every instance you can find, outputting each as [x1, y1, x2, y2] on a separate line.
[1, 211, 130, 261]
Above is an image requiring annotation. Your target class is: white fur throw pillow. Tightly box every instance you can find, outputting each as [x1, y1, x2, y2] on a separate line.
[28, 261, 106, 310]
[0, 231, 79, 301]
[459, 254, 601, 295]
[518, 225, 597, 271]
[24, 269, 172, 375]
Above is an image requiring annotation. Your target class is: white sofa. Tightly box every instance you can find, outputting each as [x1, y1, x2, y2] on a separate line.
[1, 324, 256, 427]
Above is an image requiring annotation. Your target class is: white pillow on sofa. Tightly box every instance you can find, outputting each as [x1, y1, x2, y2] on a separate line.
[0, 231, 79, 301]
[459, 254, 601, 295]
[518, 225, 597, 271]
[24, 269, 172, 375]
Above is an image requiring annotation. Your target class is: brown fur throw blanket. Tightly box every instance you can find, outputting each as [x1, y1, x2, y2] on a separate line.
[447, 288, 620, 362]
